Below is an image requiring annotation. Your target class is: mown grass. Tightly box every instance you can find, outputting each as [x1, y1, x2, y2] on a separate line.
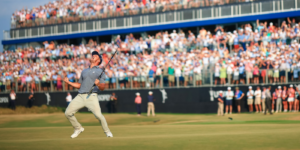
[0, 113, 300, 150]
[0, 105, 65, 115]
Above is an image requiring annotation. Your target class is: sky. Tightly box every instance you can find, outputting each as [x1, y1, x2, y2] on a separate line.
[0, 0, 50, 52]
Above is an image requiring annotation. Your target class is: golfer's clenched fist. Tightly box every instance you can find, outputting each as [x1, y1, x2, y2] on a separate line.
[94, 79, 100, 86]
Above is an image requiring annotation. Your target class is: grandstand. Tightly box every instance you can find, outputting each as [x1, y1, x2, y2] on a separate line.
[0, 0, 300, 112]
[2, 0, 299, 48]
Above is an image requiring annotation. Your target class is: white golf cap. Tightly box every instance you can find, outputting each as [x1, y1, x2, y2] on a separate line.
[219, 91, 223, 93]
[290, 85, 293, 87]
[228, 87, 231, 90]
[278, 86, 281, 88]
[149, 91, 153, 94]
[136, 93, 140, 96]
[249, 86, 252, 89]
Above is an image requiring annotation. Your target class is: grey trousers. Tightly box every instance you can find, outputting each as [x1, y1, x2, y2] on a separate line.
[276, 98, 282, 112]
[65, 94, 110, 133]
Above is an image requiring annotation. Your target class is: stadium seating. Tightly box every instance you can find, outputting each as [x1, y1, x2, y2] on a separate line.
[11, 0, 256, 28]
[1, 17, 300, 92]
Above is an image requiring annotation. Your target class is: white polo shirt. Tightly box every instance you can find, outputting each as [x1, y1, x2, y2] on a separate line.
[66, 95, 72, 102]
[255, 90, 261, 99]
[226, 91, 234, 100]
[247, 90, 254, 99]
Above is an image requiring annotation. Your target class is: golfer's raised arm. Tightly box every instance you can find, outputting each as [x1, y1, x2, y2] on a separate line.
[64, 77, 81, 89]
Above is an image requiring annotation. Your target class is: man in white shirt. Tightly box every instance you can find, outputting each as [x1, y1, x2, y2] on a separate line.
[175, 66, 182, 85]
[247, 86, 254, 112]
[66, 93, 72, 106]
[254, 86, 262, 113]
[170, 30, 178, 40]
[225, 87, 234, 114]
[194, 63, 202, 85]
[155, 66, 162, 88]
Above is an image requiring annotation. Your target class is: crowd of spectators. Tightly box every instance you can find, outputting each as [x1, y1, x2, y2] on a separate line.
[1, 18, 300, 92]
[11, 0, 255, 28]
[217, 85, 300, 116]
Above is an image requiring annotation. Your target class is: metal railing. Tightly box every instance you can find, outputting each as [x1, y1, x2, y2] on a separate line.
[3, 0, 298, 41]
[0, 69, 298, 93]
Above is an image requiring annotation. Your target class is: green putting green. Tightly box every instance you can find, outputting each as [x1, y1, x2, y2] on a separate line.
[0, 113, 300, 150]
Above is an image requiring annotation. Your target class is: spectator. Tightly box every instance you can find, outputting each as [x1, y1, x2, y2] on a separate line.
[220, 65, 227, 85]
[291, 62, 299, 81]
[254, 87, 262, 113]
[295, 87, 299, 112]
[135, 92, 142, 116]
[282, 86, 288, 112]
[27, 89, 34, 108]
[66, 92, 72, 106]
[272, 88, 278, 113]
[247, 86, 254, 113]
[245, 58, 253, 84]
[266, 59, 274, 84]
[239, 63, 245, 84]
[276, 86, 283, 113]
[110, 93, 118, 113]
[10, 90, 16, 110]
[253, 65, 260, 84]
[148, 69, 155, 88]
[225, 87, 233, 114]
[233, 66, 239, 84]
[217, 91, 224, 116]
[155, 66, 162, 87]
[168, 65, 175, 87]
[280, 59, 288, 83]
[194, 63, 202, 86]
[273, 61, 280, 84]
[147, 91, 155, 116]
[235, 87, 244, 113]
[288, 85, 295, 112]
[214, 63, 220, 85]
[260, 57, 267, 84]
[56, 75, 63, 91]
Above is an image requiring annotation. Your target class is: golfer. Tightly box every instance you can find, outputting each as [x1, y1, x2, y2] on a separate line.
[64, 51, 113, 138]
